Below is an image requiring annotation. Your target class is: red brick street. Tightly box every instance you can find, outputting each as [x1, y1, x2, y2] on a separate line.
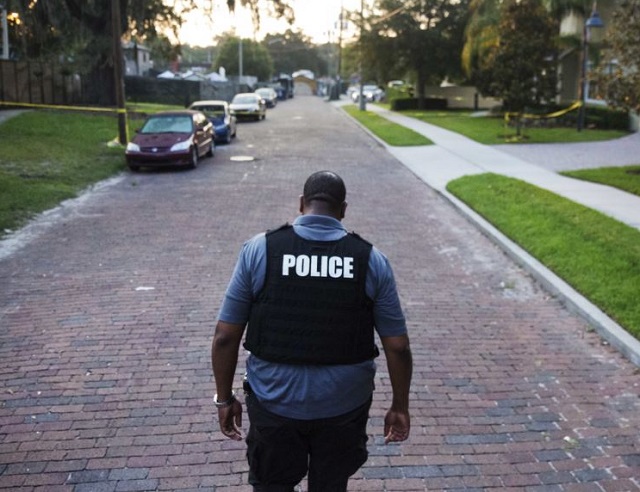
[1, 95, 639, 491]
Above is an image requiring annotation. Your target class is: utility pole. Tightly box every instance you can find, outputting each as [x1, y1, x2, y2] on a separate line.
[1, 5, 9, 60]
[238, 37, 243, 79]
[337, 6, 343, 80]
[329, 6, 344, 101]
[358, 0, 366, 111]
[111, 0, 128, 144]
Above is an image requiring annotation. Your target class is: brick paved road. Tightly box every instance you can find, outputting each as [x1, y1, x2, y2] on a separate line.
[1, 96, 639, 491]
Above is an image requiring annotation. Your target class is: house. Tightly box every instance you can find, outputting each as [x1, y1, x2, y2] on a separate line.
[123, 41, 153, 77]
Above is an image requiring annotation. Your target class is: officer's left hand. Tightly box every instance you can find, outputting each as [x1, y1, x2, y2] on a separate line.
[218, 399, 243, 441]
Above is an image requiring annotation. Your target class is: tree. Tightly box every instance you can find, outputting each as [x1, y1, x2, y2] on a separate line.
[6, 0, 291, 105]
[481, 0, 558, 133]
[596, 0, 640, 113]
[214, 36, 274, 80]
[263, 30, 327, 77]
[462, 0, 501, 84]
[360, 0, 470, 108]
[6, 0, 186, 104]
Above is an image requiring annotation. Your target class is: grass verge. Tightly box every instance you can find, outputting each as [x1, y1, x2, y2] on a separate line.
[447, 173, 640, 340]
[0, 111, 126, 238]
[561, 165, 640, 197]
[400, 110, 628, 145]
[343, 105, 433, 146]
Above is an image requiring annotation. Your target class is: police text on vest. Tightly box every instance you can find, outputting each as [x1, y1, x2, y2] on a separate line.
[282, 254, 354, 279]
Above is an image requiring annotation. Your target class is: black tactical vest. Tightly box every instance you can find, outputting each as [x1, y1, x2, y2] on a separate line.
[245, 224, 378, 365]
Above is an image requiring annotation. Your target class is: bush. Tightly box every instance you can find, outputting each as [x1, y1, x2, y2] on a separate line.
[545, 103, 630, 130]
[586, 105, 629, 130]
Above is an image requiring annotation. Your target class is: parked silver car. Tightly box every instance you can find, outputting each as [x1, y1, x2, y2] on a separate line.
[230, 93, 267, 121]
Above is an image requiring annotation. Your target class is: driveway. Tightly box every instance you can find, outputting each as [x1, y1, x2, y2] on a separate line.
[496, 131, 640, 171]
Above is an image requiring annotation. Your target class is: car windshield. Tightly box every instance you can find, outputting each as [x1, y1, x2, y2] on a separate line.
[193, 105, 225, 117]
[256, 90, 271, 97]
[140, 115, 192, 134]
[233, 95, 257, 104]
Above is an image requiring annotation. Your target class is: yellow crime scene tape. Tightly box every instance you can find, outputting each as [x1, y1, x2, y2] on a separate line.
[0, 100, 129, 145]
[0, 99, 127, 114]
[504, 101, 582, 123]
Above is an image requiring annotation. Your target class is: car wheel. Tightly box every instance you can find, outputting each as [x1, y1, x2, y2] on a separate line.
[225, 131, 232, 144]
[189, 147, 199, 169]
[129, 165, 140, 172]
[206, 140, 215, 157]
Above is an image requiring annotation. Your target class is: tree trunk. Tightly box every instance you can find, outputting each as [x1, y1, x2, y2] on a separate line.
[82, 54, 116, 106]
[416, 69, 427, 110]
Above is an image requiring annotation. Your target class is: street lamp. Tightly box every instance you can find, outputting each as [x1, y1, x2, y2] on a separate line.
[577, 6, 605, 131]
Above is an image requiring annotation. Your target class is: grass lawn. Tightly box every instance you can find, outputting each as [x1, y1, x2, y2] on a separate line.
[447, 173, 640, 340]
[399, 109, 628, 145]
[343, 105, 433, 146]
[127, 101, 185, 115]
[0, 111, 126, 238]
[562, 165, 640, 197]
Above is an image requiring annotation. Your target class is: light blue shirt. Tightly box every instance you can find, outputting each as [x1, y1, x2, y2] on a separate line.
[218, 214, 406, 419]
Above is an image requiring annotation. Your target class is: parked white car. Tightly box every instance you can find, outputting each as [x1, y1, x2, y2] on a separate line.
[350, 85, 385, 103]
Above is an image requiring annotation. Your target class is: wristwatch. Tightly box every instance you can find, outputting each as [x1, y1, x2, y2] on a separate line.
[214, 391, 236, 408]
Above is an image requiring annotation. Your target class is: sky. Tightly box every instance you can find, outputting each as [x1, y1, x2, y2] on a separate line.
[176, 0, 363, 46]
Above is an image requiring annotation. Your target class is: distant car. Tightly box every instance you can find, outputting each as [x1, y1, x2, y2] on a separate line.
[125, 110, 214, 172]
[387, 80, 406, 88]
[351, 85, 385, 103]
[255, 87, 278, 108]
[230, 93, 267, 121]
[189, 100, 237, 144]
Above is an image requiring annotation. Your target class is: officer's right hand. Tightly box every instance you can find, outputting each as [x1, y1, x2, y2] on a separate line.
[384, 408, 410, 444]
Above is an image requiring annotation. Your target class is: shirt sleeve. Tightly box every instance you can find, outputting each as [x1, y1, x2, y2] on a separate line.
[217, 233, 267, 325]
[367, 247, 407, 337]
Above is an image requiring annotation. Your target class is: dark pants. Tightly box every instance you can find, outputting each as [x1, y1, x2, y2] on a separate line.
[245, 392, 371, 492]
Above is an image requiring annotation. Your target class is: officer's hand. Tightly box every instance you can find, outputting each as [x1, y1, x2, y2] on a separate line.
[217, 400, 243, 441]
[384, 408, 410, 444]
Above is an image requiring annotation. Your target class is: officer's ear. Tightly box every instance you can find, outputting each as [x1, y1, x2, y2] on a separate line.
[299, 195, 305, 214]
[340, 201, 347, 219]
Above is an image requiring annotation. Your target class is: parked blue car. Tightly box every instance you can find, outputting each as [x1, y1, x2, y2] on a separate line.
[188, 100, 237, 144]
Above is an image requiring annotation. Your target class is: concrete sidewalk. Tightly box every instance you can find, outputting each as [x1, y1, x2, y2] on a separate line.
[363, 104, 640, 231]
[335, 101, 640, 368]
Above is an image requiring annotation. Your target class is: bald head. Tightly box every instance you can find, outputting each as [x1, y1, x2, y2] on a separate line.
[300, 171, 347, 219]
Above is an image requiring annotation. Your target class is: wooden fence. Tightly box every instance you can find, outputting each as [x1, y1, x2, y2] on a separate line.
[0, 59, 84, 106]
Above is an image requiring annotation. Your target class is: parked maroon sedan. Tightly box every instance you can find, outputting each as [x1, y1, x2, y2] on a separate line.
[125, 110, 215, 171]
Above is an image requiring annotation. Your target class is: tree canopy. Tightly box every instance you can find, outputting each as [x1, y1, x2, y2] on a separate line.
[359, 0, 470, 106]
[5, 0, 291, 104]
[263, 31, 327, 78]
[596, 0, 640, 113]
[214, 37, 274, 80]
[476, 0, 558, 112]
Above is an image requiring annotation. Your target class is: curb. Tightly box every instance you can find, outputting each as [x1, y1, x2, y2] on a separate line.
[439, 188, 640, 368]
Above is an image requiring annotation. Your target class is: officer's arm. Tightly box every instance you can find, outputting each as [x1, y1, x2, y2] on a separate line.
[211, 320, 246, 440]
[380, 334, 412, 443]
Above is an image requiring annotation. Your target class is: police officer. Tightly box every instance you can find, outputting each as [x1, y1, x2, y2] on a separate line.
[212, 170, 412, 492]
